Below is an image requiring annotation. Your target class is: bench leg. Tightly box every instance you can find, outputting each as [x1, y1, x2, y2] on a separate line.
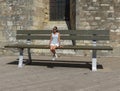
[18, 48, 24, 68]
[92, 50, 97, 71]
[26, 48, 32, 64]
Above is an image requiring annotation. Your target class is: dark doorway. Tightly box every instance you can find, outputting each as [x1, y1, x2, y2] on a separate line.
[50, 0, 70, 21]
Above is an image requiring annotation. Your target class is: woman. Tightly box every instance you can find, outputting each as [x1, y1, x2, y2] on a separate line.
[49, 26, 60, 60]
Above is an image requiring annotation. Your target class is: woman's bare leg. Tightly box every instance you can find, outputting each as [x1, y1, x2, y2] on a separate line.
[50, 45, 57, 55]
[50, 45, 58, 60]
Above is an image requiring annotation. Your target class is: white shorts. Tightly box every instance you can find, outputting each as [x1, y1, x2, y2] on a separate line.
[50, 44, 59, 47]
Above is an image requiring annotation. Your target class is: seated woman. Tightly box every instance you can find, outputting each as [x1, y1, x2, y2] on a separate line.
[49, 26, 60, 60]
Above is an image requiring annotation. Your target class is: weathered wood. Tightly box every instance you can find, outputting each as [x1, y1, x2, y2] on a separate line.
[5, 44, 113, 50]
[17, 30, 109, 35]
[16, 30, 110, 41]
[16, 35, 109, 40]
[27, 48, 32, 64]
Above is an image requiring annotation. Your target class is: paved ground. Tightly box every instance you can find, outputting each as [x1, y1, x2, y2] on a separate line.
[0, 55, 120, 91]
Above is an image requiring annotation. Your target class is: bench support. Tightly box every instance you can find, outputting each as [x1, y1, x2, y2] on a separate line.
[26, 48, 32, 64]
[92, 40, 97, 71]
[92, 50, 97, 71]
[18, 48, 24, 68]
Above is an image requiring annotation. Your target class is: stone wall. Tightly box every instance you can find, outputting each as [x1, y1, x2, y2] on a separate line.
[76, 0, 120, 56]
[32, 0, 49, 29]
[0, 0, 119, 56]
[76, 0, 120, 30]
[0, 0, 49, 55]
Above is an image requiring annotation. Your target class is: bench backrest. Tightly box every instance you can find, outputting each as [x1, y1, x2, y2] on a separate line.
[16, 30, 110, 41]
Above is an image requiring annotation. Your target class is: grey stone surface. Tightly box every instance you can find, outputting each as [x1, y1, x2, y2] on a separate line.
[0, 55, 120, 91]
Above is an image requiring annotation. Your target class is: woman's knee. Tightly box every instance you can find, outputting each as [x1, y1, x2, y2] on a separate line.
[50, 46, 56, 51]
[50, 48, 55, 51]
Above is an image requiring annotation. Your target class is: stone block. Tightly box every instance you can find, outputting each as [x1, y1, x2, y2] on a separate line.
[93, 0, 97, 2]
[95, 17, 101, 20]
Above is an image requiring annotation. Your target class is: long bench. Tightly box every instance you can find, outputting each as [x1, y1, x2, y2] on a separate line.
[5, 30, 113, 71]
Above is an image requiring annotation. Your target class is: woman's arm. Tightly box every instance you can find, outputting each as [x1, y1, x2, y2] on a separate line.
[49, 34, 52, 46]
[58, 33, 61, 46]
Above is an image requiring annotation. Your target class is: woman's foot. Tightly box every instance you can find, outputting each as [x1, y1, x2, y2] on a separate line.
[52, 55, 55, 61]
[55, 53, 58, 58]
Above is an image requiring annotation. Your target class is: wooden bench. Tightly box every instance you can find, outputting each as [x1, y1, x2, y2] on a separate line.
[5, 30, 113, 71]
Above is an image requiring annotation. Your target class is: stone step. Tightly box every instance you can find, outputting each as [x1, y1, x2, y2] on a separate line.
[44, 21, 68, 30]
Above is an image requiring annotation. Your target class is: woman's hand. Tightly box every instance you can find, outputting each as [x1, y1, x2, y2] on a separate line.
[59, 45, 63, 48]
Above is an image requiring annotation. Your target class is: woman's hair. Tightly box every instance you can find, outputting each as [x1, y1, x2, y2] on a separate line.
[53, 26, 58, 32]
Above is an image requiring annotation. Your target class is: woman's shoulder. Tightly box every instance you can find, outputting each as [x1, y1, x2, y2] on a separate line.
[57, 32, 60, 34]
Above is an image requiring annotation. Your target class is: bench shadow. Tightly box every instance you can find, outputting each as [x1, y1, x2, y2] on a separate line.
[7, 59, 103, 70]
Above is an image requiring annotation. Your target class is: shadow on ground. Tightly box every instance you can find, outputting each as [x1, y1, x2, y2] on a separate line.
[7, 59, 103, 70]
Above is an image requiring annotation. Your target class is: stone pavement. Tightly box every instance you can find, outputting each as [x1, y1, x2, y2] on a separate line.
[0, 55, 120, 91]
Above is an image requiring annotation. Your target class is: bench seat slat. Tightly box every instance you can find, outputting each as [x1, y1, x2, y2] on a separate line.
[5, 44, 113, 50]
[16, 35, 109, 40]
[17, 30, 109, 35]
[17, 30, 51, 34]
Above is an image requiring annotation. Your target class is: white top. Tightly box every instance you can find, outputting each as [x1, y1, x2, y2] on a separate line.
[51, 33, 59, 45]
